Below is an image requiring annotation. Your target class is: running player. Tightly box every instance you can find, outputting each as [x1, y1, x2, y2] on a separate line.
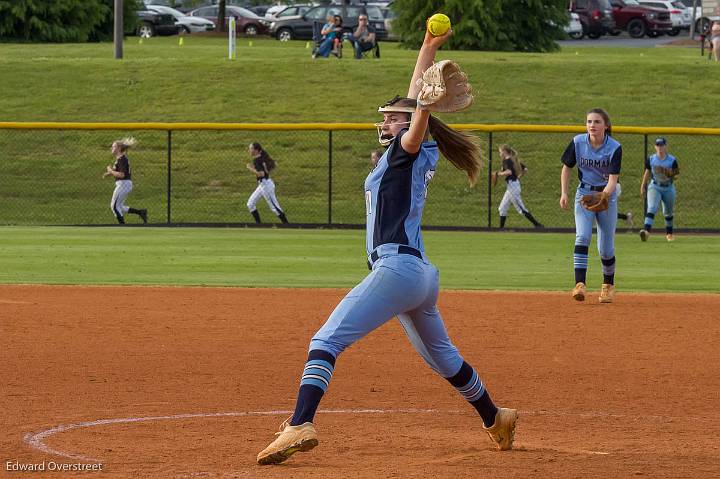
[495, 144, 543, 228]
[103, 137, 147, 225]
[246, 142, 288, 224]
[559, 108, 621, 303]
[257, 26, 517, 466]
[639, 137, 679, 242]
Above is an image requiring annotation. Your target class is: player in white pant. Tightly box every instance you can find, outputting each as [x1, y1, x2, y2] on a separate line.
[495, 144, 543, 229]
[103, 137, 147, 225]
[246, 142, 288, 224]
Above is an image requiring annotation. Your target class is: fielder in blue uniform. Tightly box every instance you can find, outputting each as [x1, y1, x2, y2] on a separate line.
[560, 108, 621, 304]
[639, 137, 679, 242]
[257, 26, 518, 466]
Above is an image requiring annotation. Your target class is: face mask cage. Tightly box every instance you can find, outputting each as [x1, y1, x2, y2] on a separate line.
[374, 120, 411, 146]
[375, 97, 416, 146]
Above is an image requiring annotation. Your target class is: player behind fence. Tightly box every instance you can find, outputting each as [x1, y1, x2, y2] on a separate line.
[639, 137, 679, 242]
[103, 137, 147, 225]
[493, 144, 543, 229]
[246, 142, 288, 224]
[560, 108, 621, 304]
[257, 21, 517, 466]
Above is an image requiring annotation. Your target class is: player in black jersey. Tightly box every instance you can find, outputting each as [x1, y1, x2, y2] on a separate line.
[103, 137, 147, 224]
[246, 143, 288, 224]
[494, 144, 543, 229]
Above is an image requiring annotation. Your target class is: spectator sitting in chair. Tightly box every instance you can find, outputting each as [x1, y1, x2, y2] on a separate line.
[348, 14, 377, 59]
[314, 14, 344, 58]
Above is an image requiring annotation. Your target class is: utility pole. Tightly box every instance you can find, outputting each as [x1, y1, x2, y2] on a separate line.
[114, 0, 123, 59]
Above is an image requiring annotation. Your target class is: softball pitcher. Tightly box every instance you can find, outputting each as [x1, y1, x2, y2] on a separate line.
[559, 108, 621, 304]
[246, 142, 288, 224]
[103, 137, 147, 224]
[257, 26, 517, 466]
[495, 144, 543, 228]
[639, 137, 679, 242]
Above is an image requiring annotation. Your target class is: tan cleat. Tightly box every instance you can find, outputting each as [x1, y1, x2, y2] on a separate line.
[484, 407, 518, 451]
[599, 283, 615, 303]
[572, 282, 586, 301]
[666, 234, 675, 242]
[639, 229, 649, 242]
[257, 420, 318, 465]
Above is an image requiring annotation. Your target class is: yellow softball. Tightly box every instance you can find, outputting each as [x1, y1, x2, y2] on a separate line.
[427, 13, 451, 37]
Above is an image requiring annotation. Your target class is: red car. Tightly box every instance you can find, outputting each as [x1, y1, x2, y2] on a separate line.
[609, 0, 673, 37]
[188, 5, 270, 35]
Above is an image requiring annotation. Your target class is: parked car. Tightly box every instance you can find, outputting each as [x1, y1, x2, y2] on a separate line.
[565, 12, 585, 38]
[136, 8, 181, 37]
[146, 5, 215, 33]
[637, 0, 691, 34]
[266, 4, 312, 22]
[188, 5, 270, 35]
[380, 6, 398, 41]
[269, 4, 387, 41]
[569, 0, 617, 38]
[174, 0, 253, 14]
[609, 0, 673, 37]
[249, 5, 271, 17]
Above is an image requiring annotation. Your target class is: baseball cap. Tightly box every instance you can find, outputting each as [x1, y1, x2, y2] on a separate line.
[655, 137, 667, 146]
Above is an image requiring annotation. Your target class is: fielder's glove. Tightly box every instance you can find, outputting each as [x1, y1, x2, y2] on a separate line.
[491, 171, 499, 187]
[416, 60, 473, 112]
[580, 192, 610, 212]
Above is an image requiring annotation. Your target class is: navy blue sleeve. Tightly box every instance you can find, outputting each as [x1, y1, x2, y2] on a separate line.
[387, 129, 419, 169]
[645, 156, 651, 170]
[672, 159, 679, 170]
[561, 140, 576, 167]
[609, 145, 622, 175]
[501, 159, 513, 171]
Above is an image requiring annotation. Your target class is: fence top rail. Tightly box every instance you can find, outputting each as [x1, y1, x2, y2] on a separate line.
[1, 122, 720, 136]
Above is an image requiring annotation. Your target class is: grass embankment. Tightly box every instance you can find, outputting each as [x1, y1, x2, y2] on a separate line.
[1, 38, 718, 228]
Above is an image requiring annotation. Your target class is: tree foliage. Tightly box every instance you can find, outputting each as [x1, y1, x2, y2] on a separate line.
[391, 0, 570, 52]
[0, 0, 140, 42]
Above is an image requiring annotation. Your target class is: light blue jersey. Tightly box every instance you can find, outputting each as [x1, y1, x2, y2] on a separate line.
[646, 153, 678, 186]
[561, 133, 622, 187]
[309, 129, 467, 380]
[364, 129, 438, 256]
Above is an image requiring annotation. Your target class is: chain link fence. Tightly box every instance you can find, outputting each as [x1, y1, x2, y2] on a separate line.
[1, 123, 719, 230]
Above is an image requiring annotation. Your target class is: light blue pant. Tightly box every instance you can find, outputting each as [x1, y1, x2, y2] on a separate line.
[310, 253, 464, 378]
[645, 182, 675, 227]
[574, 188, 618, 257]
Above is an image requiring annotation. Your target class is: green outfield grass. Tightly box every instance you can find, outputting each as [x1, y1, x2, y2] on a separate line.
[0, 227, 717, 292]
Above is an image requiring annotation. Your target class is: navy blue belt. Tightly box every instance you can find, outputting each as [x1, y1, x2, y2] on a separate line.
[367, 244, 423, 270]
[580, 183, 606, 192]
[652, 180, 672, 187]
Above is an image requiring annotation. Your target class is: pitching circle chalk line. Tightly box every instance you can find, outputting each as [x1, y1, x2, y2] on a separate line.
[24, 408, 611, 463]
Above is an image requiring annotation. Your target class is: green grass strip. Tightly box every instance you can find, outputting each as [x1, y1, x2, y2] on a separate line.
[0, 227, 717, 293]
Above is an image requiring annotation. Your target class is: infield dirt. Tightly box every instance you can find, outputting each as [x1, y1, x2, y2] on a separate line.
[1, 285, 719, 478]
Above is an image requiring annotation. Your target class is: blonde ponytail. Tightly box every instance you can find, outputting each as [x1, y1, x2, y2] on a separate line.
[115, 137, 137, 153]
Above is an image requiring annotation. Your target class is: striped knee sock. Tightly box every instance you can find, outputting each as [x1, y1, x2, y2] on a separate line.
[574, 244, 589, 284]
[601, 256, 616, 285]
[290, 349, 335, 426]
[644, 212, 655, 232]
[665, 215, 673, 234]
[446, 361, 497, 427]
